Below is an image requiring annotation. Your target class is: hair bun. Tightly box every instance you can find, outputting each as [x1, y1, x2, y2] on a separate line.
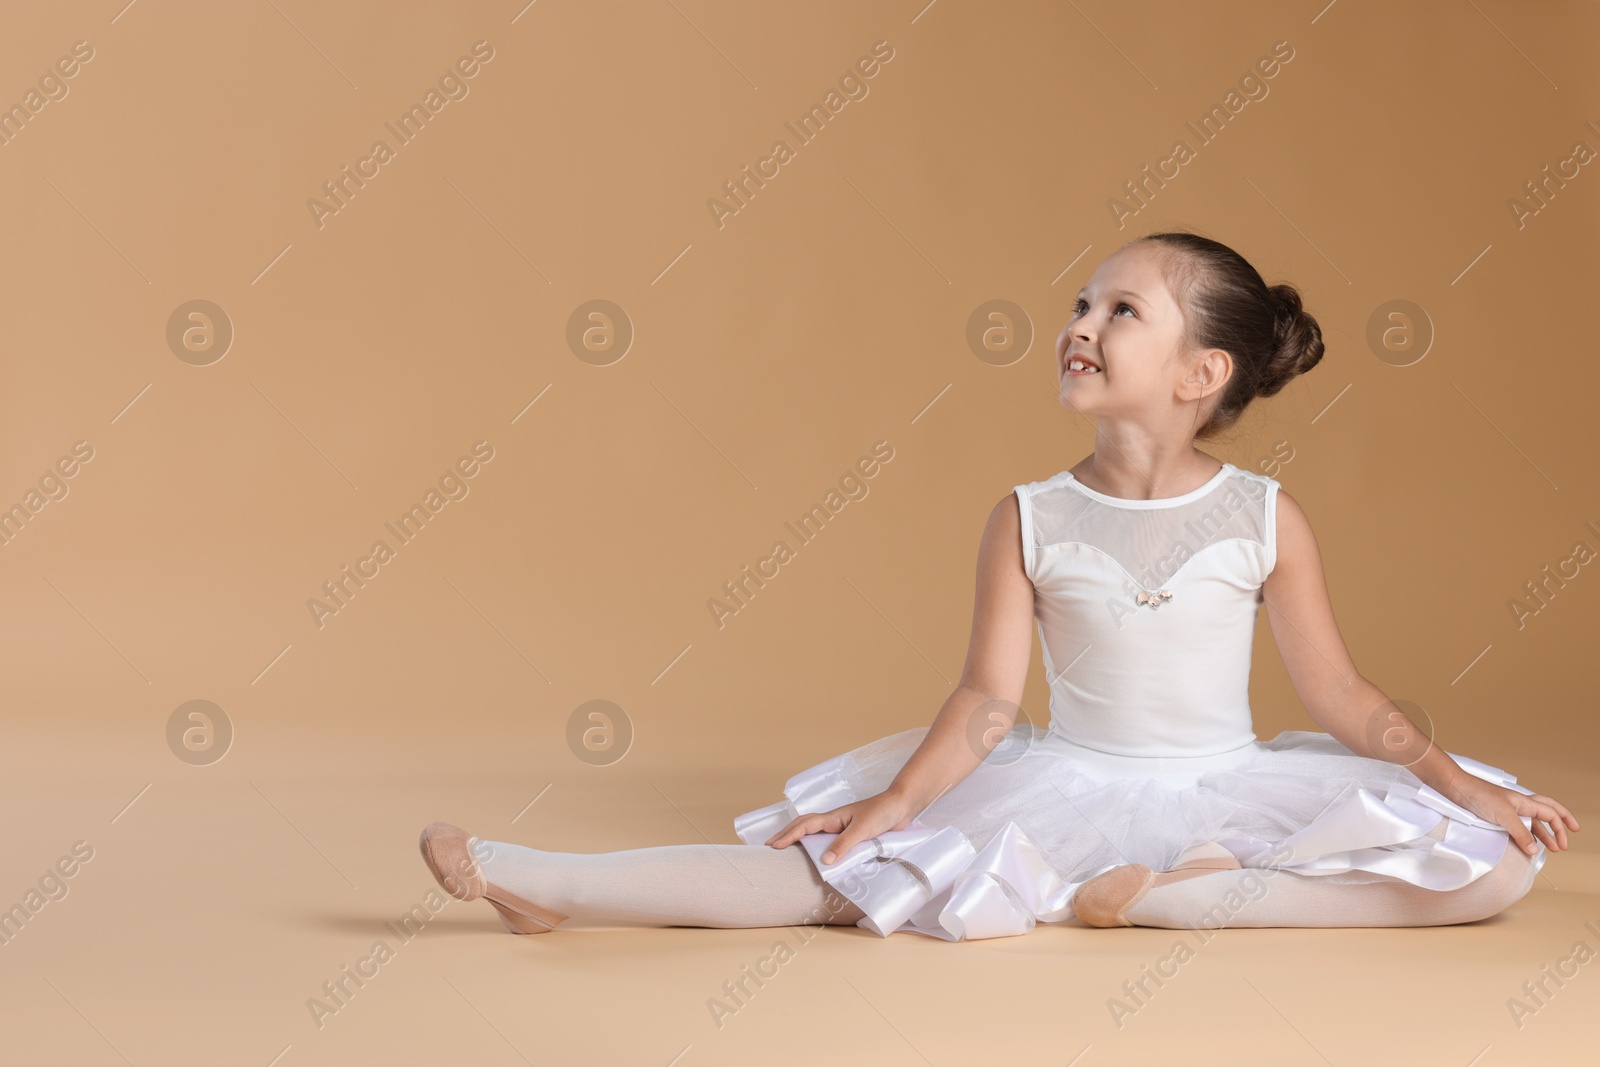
[1259, 283, 1324, 398]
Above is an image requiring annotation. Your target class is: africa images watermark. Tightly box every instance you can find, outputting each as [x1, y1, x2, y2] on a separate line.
[706, 39, 896, 230]
[305, 840, 496, 1030]
[0, 440, 95, 548]
[307, 40, 497, 230]
[1106, 840, 1295, 1030]
[706, 846, 896, 1031]
[306, 440, 496, 630]
[0, 39, 95, 149]
[0, 841, 95, 949]
[1108, 38, 1296, 229]
[1505, 118, 1600, 231]
[707, 440, 896, 630]
[1507, 518, 1599, 630]
[305, 880, 471, 1029]
[705, 889, 853, 1031]
[1504, 915, 1600, 1031]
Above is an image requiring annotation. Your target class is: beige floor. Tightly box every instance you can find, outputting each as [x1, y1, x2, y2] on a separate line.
[5, 725, 1596, 1067]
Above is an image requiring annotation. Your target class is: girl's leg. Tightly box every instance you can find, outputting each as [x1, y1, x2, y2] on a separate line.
[1119, 834, 1542, 930]
[476, 839, 868, 930]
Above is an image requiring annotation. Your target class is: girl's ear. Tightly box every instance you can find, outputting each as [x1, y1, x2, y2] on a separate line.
[1181, 348, 1232, 401]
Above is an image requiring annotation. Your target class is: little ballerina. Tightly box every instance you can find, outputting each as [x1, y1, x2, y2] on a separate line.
[420, 230, 1579, 939]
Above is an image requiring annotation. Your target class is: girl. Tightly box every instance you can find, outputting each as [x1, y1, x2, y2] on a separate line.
[419, 231, 1579, 939]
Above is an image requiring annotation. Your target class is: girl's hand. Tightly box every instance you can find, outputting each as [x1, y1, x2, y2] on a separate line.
[764, 791, 916, 865]
[1449, 776, 1580, 856]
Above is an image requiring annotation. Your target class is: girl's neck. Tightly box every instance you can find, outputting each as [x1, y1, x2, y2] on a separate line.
[1069, 450, 1223, 502]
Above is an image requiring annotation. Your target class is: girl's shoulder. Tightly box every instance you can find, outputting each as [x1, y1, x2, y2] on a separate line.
[1229, 463, 1281, 495]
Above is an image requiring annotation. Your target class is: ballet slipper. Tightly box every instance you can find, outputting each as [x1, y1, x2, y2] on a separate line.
[418, 821, 569, 934]
[1072, 840, 1242, 928]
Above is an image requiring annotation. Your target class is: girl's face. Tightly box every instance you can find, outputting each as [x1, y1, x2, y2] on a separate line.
[1056, 243, 1213, 422]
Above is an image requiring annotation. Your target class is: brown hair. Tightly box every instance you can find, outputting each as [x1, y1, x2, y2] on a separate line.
[1129, 230, 1324, 439]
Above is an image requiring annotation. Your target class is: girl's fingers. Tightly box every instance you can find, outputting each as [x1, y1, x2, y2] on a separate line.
[1551, 800, 1580, 830]
[1510, 800, 1544, 852]
[1529, 800, 1568, 849]
[1522, 804, 1550, 850]
[770, 812, 848, 848]
[821, 837, 849, 865]
[822, 823, 856, 865]
[1507, 811, 1539, 854]
[1532, 795, 1580, 831]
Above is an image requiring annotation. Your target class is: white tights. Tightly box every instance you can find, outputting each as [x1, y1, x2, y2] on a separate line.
[1123, 836, 1543, 930]
[478, 840, 868, 929]
[475, 833, 1542, 932]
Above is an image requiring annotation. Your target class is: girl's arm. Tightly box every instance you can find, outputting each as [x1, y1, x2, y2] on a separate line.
[764, 491, 1036, 862]
[879, 491, 1037, 814]
[1261, 487, 1579, 855]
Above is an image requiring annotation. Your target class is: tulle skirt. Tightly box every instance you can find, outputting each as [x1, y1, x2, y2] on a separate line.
[732, 723, 1544, 941]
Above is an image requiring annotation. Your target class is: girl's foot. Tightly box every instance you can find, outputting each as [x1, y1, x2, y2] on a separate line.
[1072, 840, 1241, 928]
[418, 821, 570, 934]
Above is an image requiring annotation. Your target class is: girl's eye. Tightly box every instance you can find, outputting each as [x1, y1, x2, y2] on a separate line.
[1073, 299, 1135, 317]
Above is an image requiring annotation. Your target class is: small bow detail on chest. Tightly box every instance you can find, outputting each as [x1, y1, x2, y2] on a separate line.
[1135, 589, 1173, 608]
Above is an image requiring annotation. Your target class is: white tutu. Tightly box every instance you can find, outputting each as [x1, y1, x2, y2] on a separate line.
[732, 723, 1546, 941]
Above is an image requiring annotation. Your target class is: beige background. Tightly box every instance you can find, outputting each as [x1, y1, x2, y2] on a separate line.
[2, 0, 1597, 1064]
